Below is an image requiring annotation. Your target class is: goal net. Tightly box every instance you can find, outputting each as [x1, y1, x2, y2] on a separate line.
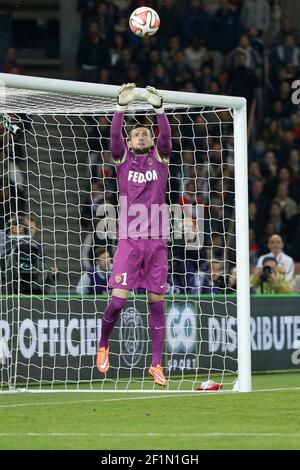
[0, 74, 251, 393]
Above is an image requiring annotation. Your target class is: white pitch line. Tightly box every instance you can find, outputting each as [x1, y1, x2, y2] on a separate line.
[0, 432, 299, 438]
[0, 386, 299, 410]
[0, 393, 197, 409]
[253, 386, 300, 393]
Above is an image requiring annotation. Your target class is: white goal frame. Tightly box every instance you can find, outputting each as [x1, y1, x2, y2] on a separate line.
[0, 73, 251, 393]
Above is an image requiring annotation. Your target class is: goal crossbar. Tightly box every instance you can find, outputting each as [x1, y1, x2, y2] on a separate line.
[0, 73, 246, 110]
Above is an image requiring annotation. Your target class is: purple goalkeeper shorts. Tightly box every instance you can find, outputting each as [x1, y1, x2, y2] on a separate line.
[108, 239, 168, 294]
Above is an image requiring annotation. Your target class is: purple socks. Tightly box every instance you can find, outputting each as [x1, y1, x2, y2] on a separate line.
[99, 296, 127, 349]
[99, 296, 165, 367]
[149, 300, 165, 366]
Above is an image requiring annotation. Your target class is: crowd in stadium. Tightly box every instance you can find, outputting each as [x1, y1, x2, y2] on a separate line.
[1, 0, 300, 294]
[75, 0, 300, 294]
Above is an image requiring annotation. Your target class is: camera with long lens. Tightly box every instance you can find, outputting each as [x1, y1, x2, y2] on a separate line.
[260, 265, 273, 282]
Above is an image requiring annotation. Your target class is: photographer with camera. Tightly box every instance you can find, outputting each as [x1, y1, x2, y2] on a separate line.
[0, 215, 55, 295]
[251, 256, 293, 294]
[256, 234, 295, 282]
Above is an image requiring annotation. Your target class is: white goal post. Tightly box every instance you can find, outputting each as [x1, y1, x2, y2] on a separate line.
[0, 73, 251, 393]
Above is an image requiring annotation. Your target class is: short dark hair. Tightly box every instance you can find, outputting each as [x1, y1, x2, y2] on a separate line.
[129, 123, 152, 140]
[94, 246, 107, 259]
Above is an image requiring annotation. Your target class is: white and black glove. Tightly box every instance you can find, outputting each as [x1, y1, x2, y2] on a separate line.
[116, 83, 137, 112]
[145, 86, 164, 114]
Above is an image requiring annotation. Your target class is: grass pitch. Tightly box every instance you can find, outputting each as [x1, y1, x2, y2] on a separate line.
[0, 372, 300, 450]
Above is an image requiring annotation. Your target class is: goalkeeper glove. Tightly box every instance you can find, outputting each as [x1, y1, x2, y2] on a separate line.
[145, 86, 164, 114]
[116, 83, 136, 112]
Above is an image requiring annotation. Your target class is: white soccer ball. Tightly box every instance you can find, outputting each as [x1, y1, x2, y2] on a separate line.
[129, 7, 160, 38]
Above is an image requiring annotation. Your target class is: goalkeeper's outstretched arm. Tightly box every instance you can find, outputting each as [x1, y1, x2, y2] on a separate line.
[110, 83, 137, 161]
[145, 86, 172, 158]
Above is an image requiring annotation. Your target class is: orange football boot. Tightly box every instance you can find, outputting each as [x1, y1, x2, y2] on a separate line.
[96, 347, 110, 374]
[149, 364, 167, 387]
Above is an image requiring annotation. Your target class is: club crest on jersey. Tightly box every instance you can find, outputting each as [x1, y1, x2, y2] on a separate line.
[147, 157, 153, 166]
[128, 169, 158, 183]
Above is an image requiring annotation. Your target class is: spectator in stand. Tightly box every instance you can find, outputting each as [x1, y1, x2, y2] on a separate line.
[0, 214, 28, 256]
[145, 49, 162, 77]
[91, 150, 116, 194]
[192, 260, 225, 295]
[184, 36, 208, 76]
[278, 130, 297, 166]
[218, 70, 230, 94]
[266, 100, 290, 129]
[195, 62, 216, 94]
[248, 201, 259, 234]
[249, 178, 270, 224]
[111, 0, 131, 12]
[149, 63, 172, 90]
[273, 182, 297, 220]
[263, 119, 284, 153]
[77, 0, 97, 38]
[206, 0, 239, 75]
[229, 52, 259, 112]
[290, 113, 300, 142]
[109, 33, 127, 67]
[251, 256, 293, 294]
[77, 21, 110, 82]
[179, 177, 196, 204]
[0, 146, 26, 219]
[272, 34, 300, 74]
[126, 63, 145, 87]
[156, 0, 182, 41]
[93, 0, 115, 42]
[288, 147, 300, 175]
[134, 35, 158, 69]
[249, 135, 267, 161]
[111, 47, 134, 84]
[170, 51, 195, 89]
[247, 26, 265, 60]
[274, 18, 300, 47]
[166, 258, 196, 295]
[76, 246, 111, 295]
[240, 0, 270, 34]
[161, 36, 181, 69]
[181, 0, 208, 45]
[277, 80, 298, 117]
[249, 228, 259, 265]
[256, 233, 295, 282]
[1, 47, 18, 74]
[228, 34, 262, 75]
[80, 180, 106, 228]
[98, 67, 112, 84]
[227, 265, 237, 294]
[206, 233, 226, 264]
[248, 161, 263, 185]
[261, 150, 278, 197]
[277, 167, 300, 202]
[267, 200, 286, 235]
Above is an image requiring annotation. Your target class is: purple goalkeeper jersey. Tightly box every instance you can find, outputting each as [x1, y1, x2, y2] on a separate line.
[110, 112, 172, 239]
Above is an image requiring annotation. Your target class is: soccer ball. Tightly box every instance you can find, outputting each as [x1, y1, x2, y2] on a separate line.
[129, 7, 160, 38]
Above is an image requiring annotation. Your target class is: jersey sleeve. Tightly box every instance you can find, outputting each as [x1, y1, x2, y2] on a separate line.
[110, 111, 127, 164]
[156, 112, 172, 164]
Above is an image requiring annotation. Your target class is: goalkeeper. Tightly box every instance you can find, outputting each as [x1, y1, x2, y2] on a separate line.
[96, 83, 172, 386]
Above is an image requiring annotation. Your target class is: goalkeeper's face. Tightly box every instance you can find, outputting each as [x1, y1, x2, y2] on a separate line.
[128, 127, 153, 155]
